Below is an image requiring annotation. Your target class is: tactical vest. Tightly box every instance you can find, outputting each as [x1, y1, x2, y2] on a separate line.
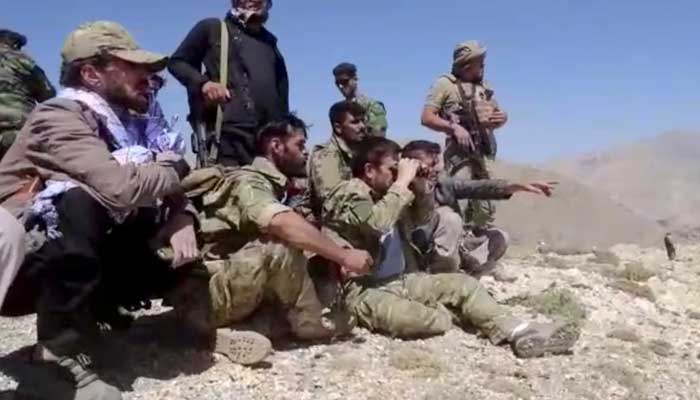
[442, 74, 498, 159]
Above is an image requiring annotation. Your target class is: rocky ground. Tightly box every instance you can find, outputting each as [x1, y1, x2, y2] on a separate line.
[1, 244, 700, 400]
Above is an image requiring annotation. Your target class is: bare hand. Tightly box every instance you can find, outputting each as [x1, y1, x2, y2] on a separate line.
[201, 81, 231, 104]
[507, 181, 558, 197]
[451, 123, 476, 151]
[487, 110, 508, 128]
[167, 213, 200, 268]
[339, 249, 373, 278]
[395, 158, 421, 189]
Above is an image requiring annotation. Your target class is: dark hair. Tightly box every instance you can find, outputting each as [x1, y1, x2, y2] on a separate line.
[351, 137, 401, 177]
[59, 55, 110, 88]
[402, 140, 441, 159]
[332, 62, 357, 77]
[0, 29, 27, 49]
[329, 100, 365, 126]
[255, 113, 308, 155]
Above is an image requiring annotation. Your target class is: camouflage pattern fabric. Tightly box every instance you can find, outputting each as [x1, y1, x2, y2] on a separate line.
[355, 94, 387, 137]
[180, 158, 330, 339]
[305, 135, 354, 220]
[425, 74, 501, 227]
[322, 177, 521, 341]
[344, 272, 521, 341]
[0, 43, 55, 157]
[321, 177, 430, 273]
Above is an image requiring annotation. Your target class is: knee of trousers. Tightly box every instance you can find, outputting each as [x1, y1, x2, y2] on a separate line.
[349, 289, 453, 338]
[208, 254, 268, 328]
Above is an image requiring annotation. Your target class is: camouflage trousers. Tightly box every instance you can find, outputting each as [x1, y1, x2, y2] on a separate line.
[0, 129, 18, 160]
[345, 272, 522, 342]
[446, 154, 495, 228]
[172, 240, 331, 341]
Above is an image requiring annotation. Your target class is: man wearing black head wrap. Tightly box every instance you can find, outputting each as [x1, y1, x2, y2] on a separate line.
[169, 0, 289, 167]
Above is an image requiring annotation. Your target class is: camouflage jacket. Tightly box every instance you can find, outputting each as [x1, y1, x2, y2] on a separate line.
[435, 173, 512, 212]
[355, 94, 387, 137]
[322, 178, 432, 277]
[0, 44, 55, 130]
[425, 74, 501, 169]
[190, 157, 292, 255]
[304, 134, 355, 219]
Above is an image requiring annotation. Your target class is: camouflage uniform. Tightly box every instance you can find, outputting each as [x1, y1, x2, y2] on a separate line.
[0, 42, 55, 158]
[182, 157, 330, 340]
[425, 73, 501, 228]
[322, 177, 523, 341]
[354, 94, 387, 137]
[305, 134, 354, 219]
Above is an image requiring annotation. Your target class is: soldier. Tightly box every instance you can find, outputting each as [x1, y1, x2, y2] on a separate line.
[421, 41, 507, 230]
[322, 137, 577, 358]
[401, 140, 555, 277]
[174, 114, 373, 364]
[0, 28, 56, 159]
[333, 62, 388, 137]
[306, 100, 367, 219]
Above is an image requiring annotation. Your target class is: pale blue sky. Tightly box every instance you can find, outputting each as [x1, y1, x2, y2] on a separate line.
[5, 0, 700, 161]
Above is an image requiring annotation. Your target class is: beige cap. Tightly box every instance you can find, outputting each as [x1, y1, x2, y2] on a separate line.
[61, 21, 167, 71]
[453, 40, 487, 68]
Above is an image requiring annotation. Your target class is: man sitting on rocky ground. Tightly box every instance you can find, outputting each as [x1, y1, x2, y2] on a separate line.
[304, 100, 367, 221]
[401, 140, 556, 278]
[0, 21, 203, 400]
[171, 114, 373, 365]
[321, 137, 577, 358]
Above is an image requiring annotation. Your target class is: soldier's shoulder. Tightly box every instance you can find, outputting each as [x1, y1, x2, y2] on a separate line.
[1, 48, 35, 68]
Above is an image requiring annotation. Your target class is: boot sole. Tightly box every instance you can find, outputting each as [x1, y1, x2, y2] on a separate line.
[214, 330, 272, 365]
[512, 327, 579, 358]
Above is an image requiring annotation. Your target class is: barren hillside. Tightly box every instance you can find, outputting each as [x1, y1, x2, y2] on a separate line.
[489, 162, 664, 250]
[547, 131, 700, 237]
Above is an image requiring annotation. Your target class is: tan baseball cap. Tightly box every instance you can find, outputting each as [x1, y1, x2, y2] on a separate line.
[61, 21, 167, 71]
[453, 41, 487, 68]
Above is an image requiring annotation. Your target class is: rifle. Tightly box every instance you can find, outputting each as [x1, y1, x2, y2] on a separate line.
[190, 19, 230, 168]
[456, 83, 498, 160]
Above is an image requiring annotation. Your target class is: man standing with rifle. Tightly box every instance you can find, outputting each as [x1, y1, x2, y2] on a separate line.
[169, 0, 289, 167]
[421, 41, 508, 230]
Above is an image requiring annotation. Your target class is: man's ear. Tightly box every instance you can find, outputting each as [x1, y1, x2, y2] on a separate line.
[332, 122, 342, 135]
[363, 162, 374, 180]
[269, 137, 284, 155]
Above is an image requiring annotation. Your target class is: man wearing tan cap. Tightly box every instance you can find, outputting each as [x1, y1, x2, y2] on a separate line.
[0, 21, 265, 400]
[421, 41, 508, 231]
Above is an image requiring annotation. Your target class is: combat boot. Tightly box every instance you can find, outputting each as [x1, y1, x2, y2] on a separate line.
[164, 273, 273, 365]
[33, 329, 122, 400]
[214, 329, 273, 365]
[509, 321, 580, 358]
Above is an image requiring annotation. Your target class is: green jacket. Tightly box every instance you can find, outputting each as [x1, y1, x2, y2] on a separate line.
[355, 94, 387, 137]
[0, 44, 55, 130]
[194, 157, 292, 254]
[322, 178, 432, 278]
[305, 134, 355, 219]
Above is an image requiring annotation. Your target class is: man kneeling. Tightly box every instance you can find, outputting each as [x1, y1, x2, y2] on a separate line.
[322, 137, 577, 358]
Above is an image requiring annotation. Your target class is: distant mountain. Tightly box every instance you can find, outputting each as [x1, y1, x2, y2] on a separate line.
[546, 131, 700, 238]
[488, 161, 664, 250]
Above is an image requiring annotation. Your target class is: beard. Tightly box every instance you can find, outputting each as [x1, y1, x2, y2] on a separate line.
[103, 81, 149, 114]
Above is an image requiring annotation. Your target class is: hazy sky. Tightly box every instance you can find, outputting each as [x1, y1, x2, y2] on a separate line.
[5, 0, 700, 161]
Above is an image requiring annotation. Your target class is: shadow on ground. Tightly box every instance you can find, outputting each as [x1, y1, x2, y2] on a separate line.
[0, 310, 215, 400]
